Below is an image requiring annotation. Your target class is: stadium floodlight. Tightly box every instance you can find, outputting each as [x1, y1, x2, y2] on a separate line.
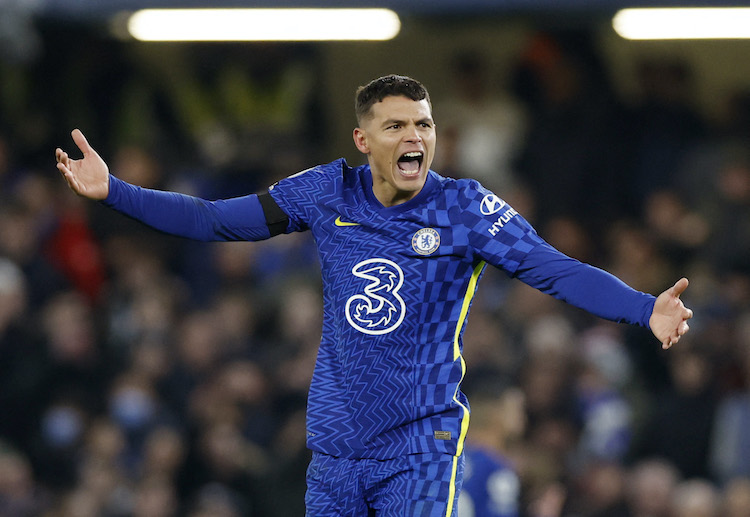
[613, 8, 750, 40]
[126, 8, 401, 42]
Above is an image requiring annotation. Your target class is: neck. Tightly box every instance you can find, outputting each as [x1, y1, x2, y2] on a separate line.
[373, 185, 414, 207]
[370, 176, 419, 207]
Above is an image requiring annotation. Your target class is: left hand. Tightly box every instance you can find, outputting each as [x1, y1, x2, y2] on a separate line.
[649, 277, 693, 349]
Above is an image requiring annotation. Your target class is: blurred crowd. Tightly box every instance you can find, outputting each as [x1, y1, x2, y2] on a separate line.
[2, 24, 750, 517]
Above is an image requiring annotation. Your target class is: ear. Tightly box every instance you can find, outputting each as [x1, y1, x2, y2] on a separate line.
[353, 127, 369, 155]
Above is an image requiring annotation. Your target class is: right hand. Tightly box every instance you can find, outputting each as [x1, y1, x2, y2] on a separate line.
[55, 129, 110, 200]
[649, 277, 693, 350]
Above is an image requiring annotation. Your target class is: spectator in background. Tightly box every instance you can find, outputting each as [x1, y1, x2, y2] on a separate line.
[131, 475, 179, 517]
[633, 342, 717, 479]
[573, 324, 634, 466]
[625, 458, 680, 517]
[56, 418, 130, 517]
[0, 445, 46, 516]
[699, 151, 750, 275]
[572, 461, 629, 517]
[710, 333, 750, 484]
[434, 50, 527, 193]
[625, 58, 707, 212]
[512, 30, 629, 236]
[0, 258, 46, 455]
[722, 477, 750, 517]
[458, 376, 526, 517]
[670, 478, 720, 517]
[39, 291, 111, 409]
[641, 189, 709, 271]
[181, 420, 271, 516]
[0, 198, 69, 308]
[44, 187, 107, 303]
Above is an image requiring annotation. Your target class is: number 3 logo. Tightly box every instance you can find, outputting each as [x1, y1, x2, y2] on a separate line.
[345, 258, 406, 335]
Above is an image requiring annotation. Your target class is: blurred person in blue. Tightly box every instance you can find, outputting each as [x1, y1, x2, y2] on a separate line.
[573, 325, 635, 466]
[56, 75, 692, 516]
[457, 376, 525, 517]
[710, 321, 750, 485]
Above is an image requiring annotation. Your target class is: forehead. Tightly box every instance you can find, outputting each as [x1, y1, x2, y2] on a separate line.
[368, 95, 432, 122]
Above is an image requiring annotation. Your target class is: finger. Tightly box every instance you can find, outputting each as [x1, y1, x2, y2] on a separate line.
[56, 163, 75, 188]
[56, 149, 69, 168]
[71, 128, 94, 156]
[664, 334, 679, 349]
[671, 277, 689, 298]
[62, 170, 82, 194]
[684, 307, 694, 320]
[57, 162, 73, 182]
[56, 160, 71, 176]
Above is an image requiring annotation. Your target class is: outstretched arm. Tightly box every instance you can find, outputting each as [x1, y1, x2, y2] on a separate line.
[54, 129, 287, 242]
[515, 243, 693, 348]
[649, 277, 693, 350]
[55, 129, 110, 200]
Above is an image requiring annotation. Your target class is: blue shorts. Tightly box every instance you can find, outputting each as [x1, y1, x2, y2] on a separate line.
[305, 451, 464, 516]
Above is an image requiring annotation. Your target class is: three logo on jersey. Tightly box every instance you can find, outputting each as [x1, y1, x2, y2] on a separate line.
[337, 218, 439, 334]
[345, 258, 406, 335]
[338, 194, 514, 335]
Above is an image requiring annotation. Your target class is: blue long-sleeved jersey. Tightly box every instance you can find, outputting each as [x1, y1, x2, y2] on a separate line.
[103, 158, 655, 460]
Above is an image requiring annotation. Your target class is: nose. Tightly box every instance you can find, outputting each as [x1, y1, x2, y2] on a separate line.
[404, 124, 422, 142]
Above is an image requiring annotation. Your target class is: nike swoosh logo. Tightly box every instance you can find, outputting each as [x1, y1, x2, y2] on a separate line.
[334, 216, 360, 227]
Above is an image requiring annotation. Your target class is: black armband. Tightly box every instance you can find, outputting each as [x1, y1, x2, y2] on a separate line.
[258, 191, 289, 237]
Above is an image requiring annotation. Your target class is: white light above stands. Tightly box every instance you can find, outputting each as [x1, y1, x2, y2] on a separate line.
[613, 8, 750, 40]
[127, 8, 402, 42]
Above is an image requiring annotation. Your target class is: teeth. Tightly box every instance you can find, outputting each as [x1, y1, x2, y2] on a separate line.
[403, 152, 422, 158]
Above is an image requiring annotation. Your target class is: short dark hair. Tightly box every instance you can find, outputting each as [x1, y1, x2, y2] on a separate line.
[354, 75, 431, 124]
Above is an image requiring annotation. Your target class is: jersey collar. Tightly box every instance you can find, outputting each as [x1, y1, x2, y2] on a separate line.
[358, 165, 440, 216]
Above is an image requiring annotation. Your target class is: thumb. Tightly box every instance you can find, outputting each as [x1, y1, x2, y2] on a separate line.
[670, 277, 689, 298]
[71, 128, 94, 156]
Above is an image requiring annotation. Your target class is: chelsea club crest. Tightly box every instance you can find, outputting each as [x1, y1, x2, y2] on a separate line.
[411, 228, 440, 256]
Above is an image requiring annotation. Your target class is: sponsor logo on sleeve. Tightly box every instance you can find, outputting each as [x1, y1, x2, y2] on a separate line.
[480, 194, 506, 215]
[487, 207, 519, 236]
[479, 194, 518, 236]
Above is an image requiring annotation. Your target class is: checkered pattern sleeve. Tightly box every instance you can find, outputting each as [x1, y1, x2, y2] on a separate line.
[456, 180, 546, 275]
[457, 180, 654, 327]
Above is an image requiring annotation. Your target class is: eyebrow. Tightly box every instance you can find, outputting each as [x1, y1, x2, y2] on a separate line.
[381, 117, 434, 128]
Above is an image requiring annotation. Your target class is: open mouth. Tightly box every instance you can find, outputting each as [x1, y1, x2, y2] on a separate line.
[397, 151, 423, 175]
